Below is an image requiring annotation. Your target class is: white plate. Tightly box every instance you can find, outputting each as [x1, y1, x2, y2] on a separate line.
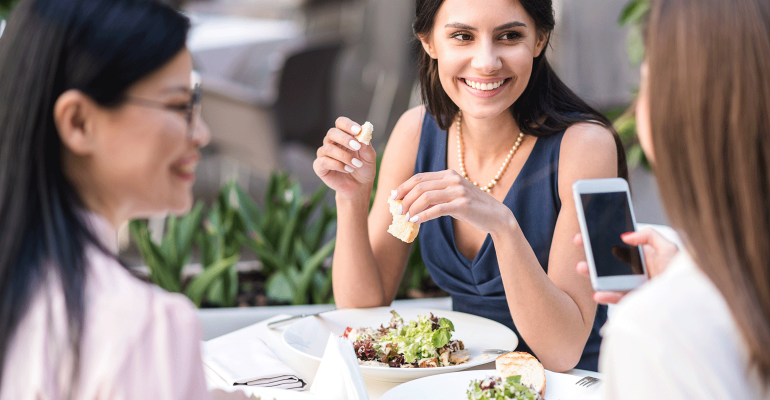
[282, 307, 518, 383]
[380, 370, 602, 400]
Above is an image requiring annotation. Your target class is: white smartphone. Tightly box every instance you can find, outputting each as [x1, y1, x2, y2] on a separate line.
[573, 178, 647, 292]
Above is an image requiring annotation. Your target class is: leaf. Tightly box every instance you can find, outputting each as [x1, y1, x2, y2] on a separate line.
[439, 317, 454, 332]
[431, 327, 452, 348]
[266, 269, 298, 303]
[177, 202, 205, 256]
[185, 254, 239, 307]
[618, 0, 650, 26]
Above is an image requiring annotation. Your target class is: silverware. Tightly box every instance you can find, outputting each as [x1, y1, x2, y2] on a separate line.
[481, 349, 514, 354]
[267, 308, 339, 329]
[575, 376, 600, 387]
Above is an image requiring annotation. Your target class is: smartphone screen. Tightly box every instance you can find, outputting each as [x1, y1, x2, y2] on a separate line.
[580, 191, 644, 276]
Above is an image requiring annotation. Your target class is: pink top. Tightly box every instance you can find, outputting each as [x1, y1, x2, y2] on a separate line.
[0, 213, 212, 400]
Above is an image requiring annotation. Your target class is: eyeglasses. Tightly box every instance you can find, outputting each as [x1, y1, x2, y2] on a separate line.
[124, 71, 203, 140]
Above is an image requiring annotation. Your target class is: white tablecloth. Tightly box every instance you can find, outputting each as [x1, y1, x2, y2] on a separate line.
[203, 314, 600, 399]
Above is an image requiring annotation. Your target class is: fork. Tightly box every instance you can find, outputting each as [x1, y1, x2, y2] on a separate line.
[575, 376, 601, 387]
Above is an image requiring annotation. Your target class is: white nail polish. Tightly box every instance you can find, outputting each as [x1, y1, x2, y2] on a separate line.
[344, 165, 354, 173]
[389, 190, 397, 200]
[409, 215, 419, 223]
[397, 204, 403, 215]
[351, 125, 361, 134]
[349, 139, 361, 151]
[352, 158, 363, 168]
[403, 212, 410, 222]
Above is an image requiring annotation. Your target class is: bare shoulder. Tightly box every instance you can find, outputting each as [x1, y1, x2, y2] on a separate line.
[389, 105, 426, 145]
[378, 105, 426, 179]
[560, 122, 618, 181]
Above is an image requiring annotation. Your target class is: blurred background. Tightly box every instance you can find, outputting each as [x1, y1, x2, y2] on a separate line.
[0, 0, 663, 310]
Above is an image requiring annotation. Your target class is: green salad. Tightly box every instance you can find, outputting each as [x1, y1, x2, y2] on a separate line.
[342, 310, 469, 368]
[467, 376, 543, 400]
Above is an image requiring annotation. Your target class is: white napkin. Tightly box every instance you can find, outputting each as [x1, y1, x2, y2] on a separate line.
[203, 336, 306, 390]
[310, 334, 369, 400]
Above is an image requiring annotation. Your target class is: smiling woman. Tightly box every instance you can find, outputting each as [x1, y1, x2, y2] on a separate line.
[314, 0, 628, 372]
[0, 0, 246, 399]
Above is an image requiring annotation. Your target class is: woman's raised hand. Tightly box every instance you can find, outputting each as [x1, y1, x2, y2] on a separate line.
[391, 169, 515, 235]
[573, 227, 679, 304]
[313, 117, 377, 199]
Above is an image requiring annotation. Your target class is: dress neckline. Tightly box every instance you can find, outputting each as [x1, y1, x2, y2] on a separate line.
[440, 128, 542, 266]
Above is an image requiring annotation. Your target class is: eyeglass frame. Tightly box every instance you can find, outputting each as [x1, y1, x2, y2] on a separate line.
[123, 71, 203, 140]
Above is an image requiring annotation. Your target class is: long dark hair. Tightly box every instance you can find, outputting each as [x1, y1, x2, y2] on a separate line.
[647, 0, 770, 386]
[413, 0, 628, 180]
[0, 0, 189, 391]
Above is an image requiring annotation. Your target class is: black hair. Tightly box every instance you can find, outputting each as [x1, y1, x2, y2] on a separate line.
[413, 0, 628, 180]
[0, 0, 189, 391]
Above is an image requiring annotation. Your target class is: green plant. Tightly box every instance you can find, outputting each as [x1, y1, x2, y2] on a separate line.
[195, 182, 245, 307]
[613, 0, 651, 170]
[129, 202, 238, 307]
[235, 173, 337, 305]
[0, 0, 19, 19]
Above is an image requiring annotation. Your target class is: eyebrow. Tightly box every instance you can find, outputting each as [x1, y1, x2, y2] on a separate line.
[444, 21, 527, 31]
[161, 86, 192, 95]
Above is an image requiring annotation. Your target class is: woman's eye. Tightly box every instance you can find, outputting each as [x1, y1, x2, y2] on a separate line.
[451, 32, 473, 41]
[500, 32, 522, 41]
[167, 104, 190, 113]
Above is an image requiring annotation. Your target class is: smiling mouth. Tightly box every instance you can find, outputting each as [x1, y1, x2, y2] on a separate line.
[462, 78, 511, 91]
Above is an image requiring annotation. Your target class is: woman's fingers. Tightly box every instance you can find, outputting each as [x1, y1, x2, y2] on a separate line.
[398, 180, 453, 217]
[335, 116, 362, 136]
[324, 127, 363, 152]
[313, 154, 350, 175]
[573, 232, 584, 247]
[393, 171, 461, 202]
[621, 227, 678, 252]
[593, 291, 625, 305]
[576, 260, 590, 276]
[317, 142, 361, 171]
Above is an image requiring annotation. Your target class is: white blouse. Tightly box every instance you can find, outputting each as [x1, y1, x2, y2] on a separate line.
[0, 214, 214, 400]
[600, 251, 770, 399]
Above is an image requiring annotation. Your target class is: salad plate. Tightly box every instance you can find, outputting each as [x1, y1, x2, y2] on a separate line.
[282, 307, 517, 383]
[380, 370, 602, 400]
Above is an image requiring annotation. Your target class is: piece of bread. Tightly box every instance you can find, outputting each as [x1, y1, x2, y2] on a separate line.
[387, 198, 419, 243]
[495, 352, 546, 398]
[356, 121, 374, 145]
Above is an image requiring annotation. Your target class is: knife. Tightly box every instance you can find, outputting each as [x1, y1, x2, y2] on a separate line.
[267, 307, 340, 329]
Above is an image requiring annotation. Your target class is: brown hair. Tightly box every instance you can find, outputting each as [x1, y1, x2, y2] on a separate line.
[412, 0, 628, 180]
[647, 0, 770, 386]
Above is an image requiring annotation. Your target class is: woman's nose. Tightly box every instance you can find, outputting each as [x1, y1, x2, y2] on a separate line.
[471, 41, 502, 74]
[191, 116, 211, 148]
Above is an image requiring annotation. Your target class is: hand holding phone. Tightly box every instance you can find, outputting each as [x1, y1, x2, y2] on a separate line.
[573, 178, 647, 292]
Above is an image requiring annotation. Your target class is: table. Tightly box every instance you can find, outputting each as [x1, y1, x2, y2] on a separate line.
[203, 314, 600, 399]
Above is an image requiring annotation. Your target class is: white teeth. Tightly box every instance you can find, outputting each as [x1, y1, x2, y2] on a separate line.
[464, 79, 506, 91]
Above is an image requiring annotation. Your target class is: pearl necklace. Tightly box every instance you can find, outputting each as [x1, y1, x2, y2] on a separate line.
[456, 111, 525, 194]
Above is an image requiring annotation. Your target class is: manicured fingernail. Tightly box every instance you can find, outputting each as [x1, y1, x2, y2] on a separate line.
[403, 212, 410, 222]
[349, 139, 361, 151]
[344, 165, 354, 173]
[351, 125, 361, 134]
[352, 158, 363, 168]
[409, 215, 419, 223]
[389, 190, 397, 200]
[397, 204, 403, 215]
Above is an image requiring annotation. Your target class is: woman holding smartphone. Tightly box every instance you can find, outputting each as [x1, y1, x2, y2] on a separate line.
[0, 0, 247, 398]
[314, 0, 627, 372]
[575, 0, 770, 397]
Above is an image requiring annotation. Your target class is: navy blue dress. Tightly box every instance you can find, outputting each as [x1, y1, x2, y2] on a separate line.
[414, 112, 607, 371]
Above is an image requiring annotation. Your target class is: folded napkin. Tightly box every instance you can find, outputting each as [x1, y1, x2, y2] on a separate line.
[310, 334, 369, 400]
[203, 336, 306, 390]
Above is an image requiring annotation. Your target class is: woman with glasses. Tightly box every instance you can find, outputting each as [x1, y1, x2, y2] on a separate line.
[0, 0, 246, 398]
